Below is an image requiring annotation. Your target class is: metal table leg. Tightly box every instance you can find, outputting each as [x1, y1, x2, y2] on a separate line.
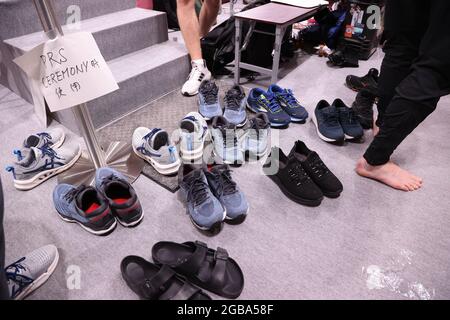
[234, 18, 243, 85]
[271, 25, 286, 84]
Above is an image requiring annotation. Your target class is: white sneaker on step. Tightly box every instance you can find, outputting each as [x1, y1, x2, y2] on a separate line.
[181, 60, 212, 96]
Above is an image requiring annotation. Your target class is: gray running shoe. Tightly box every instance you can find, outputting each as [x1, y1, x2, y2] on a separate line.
[204, 164, 249, 223]
[178, 164, 225, 232]
[132, 127, 180, 175]
[6, 245, 59, 300]
[6, 145, 81, 191]
[177, 112, 209, 162]
[223, 85, 247, 127]
[13, 128, 66, 161]
[243, 113, 270, 158]
[211, 116, 244, 165]
[198, 80, 222, 120]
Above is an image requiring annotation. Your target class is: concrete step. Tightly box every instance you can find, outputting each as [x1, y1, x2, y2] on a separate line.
[4, 8, 168, 62]
[54, 41, 190, 131]
[0, 0, 136, 39]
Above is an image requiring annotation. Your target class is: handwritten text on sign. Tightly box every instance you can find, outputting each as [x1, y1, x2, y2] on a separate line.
[14, 32, 119, 112]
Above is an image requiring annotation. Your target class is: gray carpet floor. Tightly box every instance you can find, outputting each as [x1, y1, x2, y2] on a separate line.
[1, 50, 450, 300]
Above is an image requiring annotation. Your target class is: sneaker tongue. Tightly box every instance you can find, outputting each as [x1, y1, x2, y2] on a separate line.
[18, 147, 40, 167]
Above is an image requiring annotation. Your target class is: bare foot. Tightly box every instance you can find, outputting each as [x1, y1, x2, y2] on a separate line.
[356, 158, 423, 192]
[372, 120, 380, 136]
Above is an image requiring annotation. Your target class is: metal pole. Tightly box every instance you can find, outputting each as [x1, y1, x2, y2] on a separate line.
[32, 0, 106, 169]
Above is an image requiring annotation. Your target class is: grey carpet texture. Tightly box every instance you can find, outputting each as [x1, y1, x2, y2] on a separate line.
[1, 51, 450, 300]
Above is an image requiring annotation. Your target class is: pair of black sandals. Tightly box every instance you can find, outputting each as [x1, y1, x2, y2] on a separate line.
[121, 241, 244, 300]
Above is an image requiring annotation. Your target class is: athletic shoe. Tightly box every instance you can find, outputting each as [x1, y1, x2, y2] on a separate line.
[246, 88, 291, 128]
[289, 141, 343, 198]
[204, 164, 248, 223]
[312, 100, 345, 142]
[53, 184, 117, 235]
[13, 128, 66, 161]
[178, 164, 225, 232]
[6, 145, 81, 191]
[198, 80, 222, 120]
[243, 113, 270, 158]
[95, 168, 144, 227]
[177, 112, 209, 162]
[263, 147, 323, 207]
[268, 84, 308, 123]
[223, 85, 247, 127]
[211, 116, 244, 165]
[352, 89, 376, 129]
[5, 245, 59, 300]
[333, 99, 364, 140]
[132, 127, 180, 175]
[346, 68, 378, 95]
[181, 60, 212, 96]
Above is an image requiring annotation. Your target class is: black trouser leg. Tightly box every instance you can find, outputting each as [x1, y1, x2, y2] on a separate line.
[0, 178, 9, 300]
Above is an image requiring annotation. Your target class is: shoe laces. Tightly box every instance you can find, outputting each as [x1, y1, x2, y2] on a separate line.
[213, 168, 237, 196]
[41, 146, 62, 160]
[220, 128, 238, 148]
[287, 163, 310, 186]
[37, 132, 52, 146]
[225, 90, 244, 111]
[278, 89, 299, 107]
[323, 111, 340, 126]
[63, 184, 87, 202]
[186, 175, 210, 206]
[341, 108, 359, 125]
[5, 257, 33, 299]
[309, 156, 329, 179]
[258, 95, 282, 113]
[200, 82, 218, 105]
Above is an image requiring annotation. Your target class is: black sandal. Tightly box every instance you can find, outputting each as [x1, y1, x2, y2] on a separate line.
[121, 256, 211, 300]
[152, 241, 244, 299]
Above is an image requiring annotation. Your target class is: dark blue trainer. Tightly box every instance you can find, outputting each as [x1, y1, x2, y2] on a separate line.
[268, 84, 309, 123]
[312, 100, 345, 142]
[246, 88, 291, 128]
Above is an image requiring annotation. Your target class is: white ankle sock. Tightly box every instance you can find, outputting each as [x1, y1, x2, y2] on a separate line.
[192, 59, 205, 68]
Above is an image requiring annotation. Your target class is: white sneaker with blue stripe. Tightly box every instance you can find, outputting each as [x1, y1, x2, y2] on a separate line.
[132, 127, 181, 175]
[177, 112, 210, 162]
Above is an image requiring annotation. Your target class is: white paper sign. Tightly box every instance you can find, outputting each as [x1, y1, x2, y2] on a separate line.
[14, 32, 119, 112]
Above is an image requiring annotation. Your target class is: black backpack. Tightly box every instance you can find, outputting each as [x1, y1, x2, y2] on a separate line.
[201, 0, 294, 76]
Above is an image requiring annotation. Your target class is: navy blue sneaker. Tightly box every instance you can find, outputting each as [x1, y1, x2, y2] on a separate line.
[53, 184, 117, 235]
[246, 88, 291, 128]
[333, 99, 364, 140]
[312, 100, 345, 142]
[268, 84, 308, 123]
[95, 168, 144, 227]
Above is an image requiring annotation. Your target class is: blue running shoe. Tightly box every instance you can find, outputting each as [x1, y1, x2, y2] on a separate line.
[178, 164, 225, 233]
[204, 164, 249, 224]
[243, 113, 271, 159]
[198, 80, 222, 120]
[268, 84, 309, 123]
[246, 88, 290, 128]
[211, 116, 244, 165]
[223, 85, 247, 127]
[333, 99, 364, 140]
[312, 100, 345, 142]
[53, 184, 117, 235]
[95, 168, 144, 227]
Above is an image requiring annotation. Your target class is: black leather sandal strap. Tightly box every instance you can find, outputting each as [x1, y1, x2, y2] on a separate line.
[209, 247, 229, 290]
[140, 265, 176, 299]
[170, 282, 202, 300]
[176, 241, 208, 274]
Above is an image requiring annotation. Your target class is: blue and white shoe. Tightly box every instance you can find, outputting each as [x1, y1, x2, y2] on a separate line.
[246, 88, 291, 128]
[211, 116, 244, 165]
[268, 84, 309, 123]
[243, 113, 271, 158]
[6, 245, 59, 300]
[223, 85, 247, 127]
[177, 112, 210, 162]
[6, 145, 81, 191]
[178, 164, 225, 232]
[53, 184, 117, 235]
[132, 127, 180, 175]
[204, 164, 249, 223]
[312, 100, 345, 142]
[198, 80, 222, 120]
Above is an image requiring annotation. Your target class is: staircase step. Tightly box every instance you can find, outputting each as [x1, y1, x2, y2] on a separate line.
[0, 0, 136, 39]
[4, 8, 168, 62]
[86, 41, 190, 128]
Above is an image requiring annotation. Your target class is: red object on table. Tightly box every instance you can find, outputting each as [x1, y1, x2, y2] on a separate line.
[137, 0, 153, 9]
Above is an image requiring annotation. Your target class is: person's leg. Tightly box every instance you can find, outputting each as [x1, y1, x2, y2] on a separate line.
[198, 0, 221, 37]
[356, 1, 450, 191]
[0, 178, 9, 300]
[177, 0, 202, 60]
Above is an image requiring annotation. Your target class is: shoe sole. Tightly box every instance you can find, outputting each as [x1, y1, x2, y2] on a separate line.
[57, 212, 117, 236]
[246, 101, 290, 128]
[267, 174, 323, 207]
[132, 146, 180, 176]
[116, 211, 145, 228]
[311, 112, 344, 143]
[189, 209, 226, 232]
[323, 189, 343, 199]
[14, 249, 59, 300]
[13, 147, 82, 191]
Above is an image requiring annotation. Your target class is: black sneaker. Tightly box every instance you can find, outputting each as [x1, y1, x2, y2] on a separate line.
[263, 147, 323, 207]
[333, 99, 364, 140]
[345, 68, 378, 95]
[352, 89, 376, 129]
[289, 141, 343, 198]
